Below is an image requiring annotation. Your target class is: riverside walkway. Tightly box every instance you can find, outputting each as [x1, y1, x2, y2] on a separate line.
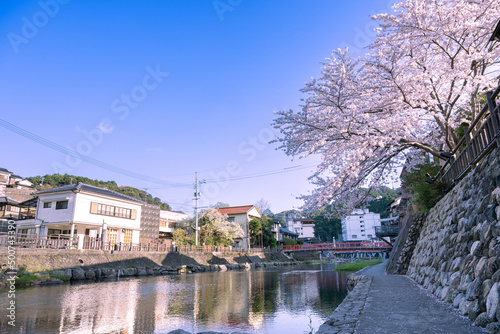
[318, 260, 486, 333]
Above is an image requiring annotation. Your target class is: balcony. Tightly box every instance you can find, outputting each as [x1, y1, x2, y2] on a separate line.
[375, 225, 400, 237]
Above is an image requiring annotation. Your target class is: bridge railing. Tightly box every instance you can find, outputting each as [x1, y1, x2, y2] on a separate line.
[282, 241, 391, 252]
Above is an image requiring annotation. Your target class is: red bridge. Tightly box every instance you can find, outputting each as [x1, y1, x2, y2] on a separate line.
[282, 241, 392, 253]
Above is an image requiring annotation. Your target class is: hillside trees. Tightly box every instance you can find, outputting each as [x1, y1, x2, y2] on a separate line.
[27, 173, 171, 210]
[272, 0, 500, 213]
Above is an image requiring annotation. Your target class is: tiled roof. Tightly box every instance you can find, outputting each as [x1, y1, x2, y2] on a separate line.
[0, 197, 20, 205]
[279, 227, 298, 236]
[33, 182, 144, 203]
[217, 205, 255, 215]
[293, 218, 315, 222]
[0, 168, 12, 174]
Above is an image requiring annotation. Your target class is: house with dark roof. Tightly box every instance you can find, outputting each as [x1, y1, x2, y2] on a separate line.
[0, 168, 12, 186]
[0, 168, 33, 189]
[217, 205, 261, 249]
[279, 226, 299, 244]
[15, 182, 143, 248]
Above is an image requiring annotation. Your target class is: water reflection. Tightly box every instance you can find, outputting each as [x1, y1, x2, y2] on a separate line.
[0, 263, 347, 334]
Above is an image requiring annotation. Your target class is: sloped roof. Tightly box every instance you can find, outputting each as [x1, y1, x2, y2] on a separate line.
[33, 182, 144, 203]
[217, 205, 256, 215]
[279, 227, 299, 236]
[0, 168, 12, 174]
[0, 197, 20, 205]
[293, 218, 315, 223]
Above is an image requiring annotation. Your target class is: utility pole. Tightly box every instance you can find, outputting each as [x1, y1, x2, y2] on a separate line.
[194, 172, 206, 246]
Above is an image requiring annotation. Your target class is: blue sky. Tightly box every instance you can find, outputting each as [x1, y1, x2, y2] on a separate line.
[0, 0, 395, 213]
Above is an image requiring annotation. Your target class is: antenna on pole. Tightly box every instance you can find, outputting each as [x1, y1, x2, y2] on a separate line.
[194, 172, 206, 246]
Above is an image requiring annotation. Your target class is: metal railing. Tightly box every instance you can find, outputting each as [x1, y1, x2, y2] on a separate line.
[0, 232, 268, 254]
[0, 232, 78, 249]
[282, 241, 391, 252]
[433, 85, 500, 190]
[174, 244, 266, 254]
[375, 226, 400, 237]
[82, 236, 266, 253]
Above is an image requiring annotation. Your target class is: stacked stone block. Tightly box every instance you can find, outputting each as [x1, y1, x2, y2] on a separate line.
[407, 148, 500, 331]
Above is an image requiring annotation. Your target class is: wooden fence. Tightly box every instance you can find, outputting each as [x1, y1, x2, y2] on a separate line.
[434, 84, 500, 189]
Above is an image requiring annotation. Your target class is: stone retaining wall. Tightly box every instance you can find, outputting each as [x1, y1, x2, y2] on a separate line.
[407, 147, 500, 331]
[0, 248, 268, 273]
[316, 274, 373, 334]
[390, 213, 427, 274]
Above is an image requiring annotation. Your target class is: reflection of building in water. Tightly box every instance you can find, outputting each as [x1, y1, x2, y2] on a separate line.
[1, 267, 349, 334]
[59, 280, 140, 333]
[281, 270, 321, 312]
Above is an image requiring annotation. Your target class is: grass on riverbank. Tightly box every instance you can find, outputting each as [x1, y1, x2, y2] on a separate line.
[13, 273, 70, 285]
[335, 259, 382, 272]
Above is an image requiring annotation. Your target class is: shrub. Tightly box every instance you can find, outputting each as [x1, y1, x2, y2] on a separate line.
[270, 238, 277, 249]
[283, 237, 296, 246]
[401, 163, 445, 212]
[15, 273, 39, 285]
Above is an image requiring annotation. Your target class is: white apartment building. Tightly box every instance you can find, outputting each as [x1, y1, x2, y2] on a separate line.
[286, 212, 315, 240]
[341, 209, 381, 241]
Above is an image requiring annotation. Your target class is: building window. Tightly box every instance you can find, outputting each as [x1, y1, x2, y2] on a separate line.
[6, 205, 20, 213]
[352, 234, 357, 239]
[367, 234, 372, 238]
[56, 200, 68, 210]
[159, 219, 167, 228]
[93, 202, 133, 219]
[108, 228, 117, 244]
[361, 229, 365, 232]
[19, 228, 36, 235]
[43, 202, 52, 208]
[124, 229, 133, 243]
[227, 217, 235, 222]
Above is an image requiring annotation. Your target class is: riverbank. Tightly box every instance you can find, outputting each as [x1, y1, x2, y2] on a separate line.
[0, 248, 339, 288]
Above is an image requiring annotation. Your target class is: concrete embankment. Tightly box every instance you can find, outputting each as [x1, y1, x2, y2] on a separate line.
[0, 248, 268, 273]
[0, 248, 299, 287]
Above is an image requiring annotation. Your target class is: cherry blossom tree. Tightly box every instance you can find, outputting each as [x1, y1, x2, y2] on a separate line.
[175, 208, 244, 246]
[272, 0, 500, 213]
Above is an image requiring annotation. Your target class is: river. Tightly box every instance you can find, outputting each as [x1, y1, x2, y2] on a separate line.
[0, 263, 348, 334]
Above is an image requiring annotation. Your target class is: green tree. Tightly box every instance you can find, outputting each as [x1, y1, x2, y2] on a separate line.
[313, 213, 341, 243]
[27, 173, 172, 210]
[401, 164, 445, 212]
[249, 218, 262, 246]
[366, 186, 399, 218]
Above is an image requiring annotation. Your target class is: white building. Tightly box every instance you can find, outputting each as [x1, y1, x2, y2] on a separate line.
[16, 182, 143, 248]
[341, 209, 381, 241]
[159, 210, 189, 238]
[286, 213, 316, 240]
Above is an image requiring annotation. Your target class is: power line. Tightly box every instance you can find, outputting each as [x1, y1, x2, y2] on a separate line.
[1, 118, 321, 206]
[0, 118, 191, 188]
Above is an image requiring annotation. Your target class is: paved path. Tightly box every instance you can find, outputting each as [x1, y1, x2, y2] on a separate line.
[355, 261, 485, 334]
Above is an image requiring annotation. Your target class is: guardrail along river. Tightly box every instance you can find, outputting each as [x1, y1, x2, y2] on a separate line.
[1, 263, 348, 333]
